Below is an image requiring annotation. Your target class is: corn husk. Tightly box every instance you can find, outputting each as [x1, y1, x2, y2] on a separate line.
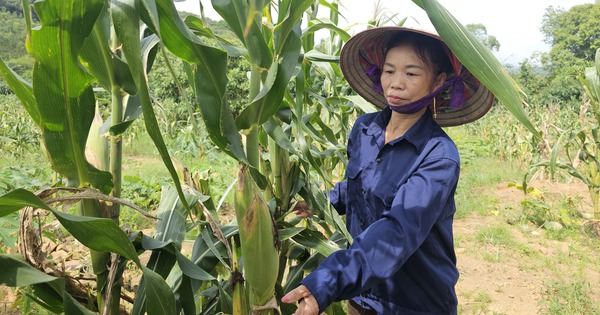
[235, 164, 280, 313]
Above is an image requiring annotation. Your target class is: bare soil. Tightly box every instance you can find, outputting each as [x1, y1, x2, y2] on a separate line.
[455, 179, 600, 314]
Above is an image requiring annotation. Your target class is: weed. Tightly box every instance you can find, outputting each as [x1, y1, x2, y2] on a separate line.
[475, 225, 513, 246]
[542, 280, 600, 315]
[520, 198, 554, 227]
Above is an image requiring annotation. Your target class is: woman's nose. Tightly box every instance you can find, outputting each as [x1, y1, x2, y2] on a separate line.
[389, 75, 406, 90]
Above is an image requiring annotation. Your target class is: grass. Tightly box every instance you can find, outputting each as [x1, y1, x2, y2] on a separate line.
[543, 279, 600, 314]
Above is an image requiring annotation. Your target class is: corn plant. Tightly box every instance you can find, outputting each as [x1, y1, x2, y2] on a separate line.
[524, 49, 600, 234]
[0, 0, 220, 313]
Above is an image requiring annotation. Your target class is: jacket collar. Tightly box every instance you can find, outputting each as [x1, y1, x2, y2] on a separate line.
[362, 107, 436, 153]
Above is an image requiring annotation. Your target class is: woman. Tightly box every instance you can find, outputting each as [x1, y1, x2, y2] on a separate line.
[282, 27, 494, 314]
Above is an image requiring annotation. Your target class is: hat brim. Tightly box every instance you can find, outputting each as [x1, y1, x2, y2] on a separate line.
[340, 26, 494, 127]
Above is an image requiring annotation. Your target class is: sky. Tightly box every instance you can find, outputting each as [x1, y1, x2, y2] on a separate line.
[174, 0, 596, 65]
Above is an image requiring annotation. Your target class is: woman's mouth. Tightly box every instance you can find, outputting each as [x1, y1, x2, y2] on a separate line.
[387, 95, 407, 105]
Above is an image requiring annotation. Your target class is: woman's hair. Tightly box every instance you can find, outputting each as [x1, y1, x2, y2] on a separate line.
[383, 32, 453, 76]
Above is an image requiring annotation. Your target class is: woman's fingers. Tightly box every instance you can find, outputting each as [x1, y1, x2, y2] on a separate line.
[281, 285, 311, 303]
[290, 200, 314, 218]
[283, 285, 320, 315]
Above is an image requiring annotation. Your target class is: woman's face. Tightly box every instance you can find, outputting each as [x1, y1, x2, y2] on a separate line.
[380, 44, 446, 107]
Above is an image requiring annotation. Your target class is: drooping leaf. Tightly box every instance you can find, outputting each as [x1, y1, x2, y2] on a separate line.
[141, 0, 246, 162]
[235, 19, 303, 130]
[0, 254, 98, 315]
[414, 0, 540, 137]
[0, 189, 52, 217]
[211, 0, 272, 68]
[112, 0, 193, 215]
[27, 0, 113, 193]
[291, 228, 340, 257]
[80, 6, 137, 96]
[0, 59, 38, 125]
[142, 266, 177, 315]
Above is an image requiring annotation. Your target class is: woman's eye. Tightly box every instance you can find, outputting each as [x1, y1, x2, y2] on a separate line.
[407, 72, 418, 77]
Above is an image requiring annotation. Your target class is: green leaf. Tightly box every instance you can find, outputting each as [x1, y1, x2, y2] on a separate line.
[304, 19, 351, 42]
[155, 186, 199, 249]
[142, 266, 177, 315]
[0, 189, 52, 217]
[184, 15, 248, 57]
[53, 210, 141, 264]
[141, 0, 246, 162]
[0, 214, 19, 249]
[0, 59, 39, 125]
[235, 24, 302, 129]
[212, 0, 272, 68]
[0, 254, 58, 286]
[418, 0, 540, 137]
[28, 0, 113, 193]
[191, 225, 238, 273]
[113, 0, 193, 215]
[0, 254, 98, 315]
[80, 6, 137, 95]
[292, 228, 340, 257]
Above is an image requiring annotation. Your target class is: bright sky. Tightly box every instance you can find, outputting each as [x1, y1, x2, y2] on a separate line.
[175, 0, 595, 65]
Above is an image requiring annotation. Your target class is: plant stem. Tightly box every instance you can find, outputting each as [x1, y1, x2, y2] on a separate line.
[107, 85, 125, 314]
[110, 86, 123, 220]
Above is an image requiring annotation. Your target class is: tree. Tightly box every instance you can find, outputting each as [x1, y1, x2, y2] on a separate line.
[466, 23, 500, 51]
[0, 0, 23, 14]
[0, 11, 27, 60]
[538, 2, 600, 106]
[542, 3, 600, 62]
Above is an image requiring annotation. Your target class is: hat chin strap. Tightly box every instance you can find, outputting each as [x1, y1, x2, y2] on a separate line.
[388, 76, 463, 114]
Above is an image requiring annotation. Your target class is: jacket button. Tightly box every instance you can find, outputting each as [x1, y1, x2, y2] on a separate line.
[361, 189, 366, 194]
[376, 158, 381, 164]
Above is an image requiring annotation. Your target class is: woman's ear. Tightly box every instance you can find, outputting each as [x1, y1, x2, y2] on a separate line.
[434, 72, 447, 90]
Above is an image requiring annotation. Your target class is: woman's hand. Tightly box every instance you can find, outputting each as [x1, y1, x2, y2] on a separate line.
[290, 200, 314, 218]
[282, 285, 320, 315]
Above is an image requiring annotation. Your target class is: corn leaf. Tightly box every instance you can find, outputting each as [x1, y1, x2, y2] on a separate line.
[26, 0, 113, 193]
[113, 0, 196, 216]
[292, 228, 340, 257]
[155, 186, 198, 249]
[142, 0, 245, 161]
[211, 0, 272, 68]
[141, 266, 177, 315]
[80, 6, 137, 96]
[235, 15, 303, 130]
[0, 254, 96, 315]
[0, 59, 38, 125]
[414, 0, 540, 137]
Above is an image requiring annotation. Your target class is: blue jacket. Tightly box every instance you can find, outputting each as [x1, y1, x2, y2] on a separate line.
[302, 108, 460, 314]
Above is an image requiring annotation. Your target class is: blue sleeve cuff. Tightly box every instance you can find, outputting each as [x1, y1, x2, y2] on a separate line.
[301, 269, 337, 313]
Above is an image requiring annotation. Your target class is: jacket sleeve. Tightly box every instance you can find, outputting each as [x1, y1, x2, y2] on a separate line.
[328, 181, 347, 215]
[301, 155, 460, 312]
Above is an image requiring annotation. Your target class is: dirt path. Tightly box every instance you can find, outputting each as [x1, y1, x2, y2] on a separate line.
[454, 180, 600, 314]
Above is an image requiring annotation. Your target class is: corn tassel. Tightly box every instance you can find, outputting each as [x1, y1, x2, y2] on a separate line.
[235, 164, 280, 314]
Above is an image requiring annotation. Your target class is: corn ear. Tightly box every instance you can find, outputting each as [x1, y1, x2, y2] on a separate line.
[235, 164, 279, 313]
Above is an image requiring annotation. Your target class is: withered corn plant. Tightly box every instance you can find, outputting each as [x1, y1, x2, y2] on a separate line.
[525, 48, 600, 235]
[0, 0, 539, 314]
